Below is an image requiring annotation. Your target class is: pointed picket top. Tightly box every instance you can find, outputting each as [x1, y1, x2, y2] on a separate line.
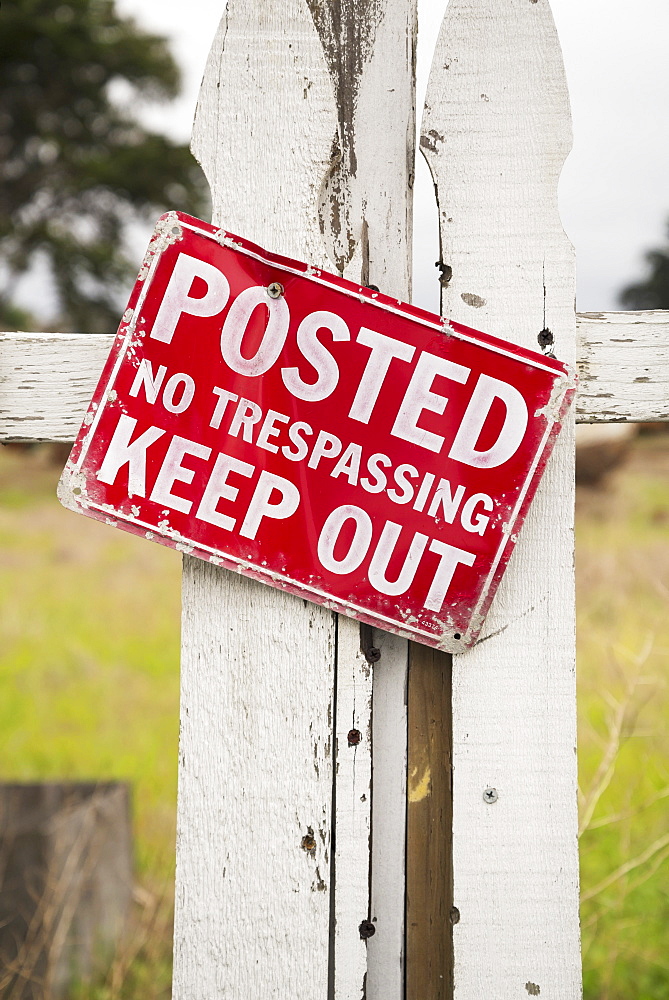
[178, 1, 416, 997]
[422, 0, 573, 351]
[422, 1, 582, 997]
[191, 0, 337, 262]
[174, 3, 340, 997]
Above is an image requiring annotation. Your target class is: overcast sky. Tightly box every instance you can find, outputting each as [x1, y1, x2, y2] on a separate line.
[61, 0, 669, 317]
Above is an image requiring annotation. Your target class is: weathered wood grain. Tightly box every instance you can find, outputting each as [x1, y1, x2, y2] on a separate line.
[176, 566, 336, 995]
[3, 312, 667, 443]
[422, 0, 582, 996]
[406, 644, 453, 1000]
[333, 617, 373, 998]
[183, 0, 419, 995]
[0, 332, 114, 443]
[314, 3, 418, 993]
[577, 310, 669, 422]
[366, 628, 408, 999]
[176, 2, 339, 996]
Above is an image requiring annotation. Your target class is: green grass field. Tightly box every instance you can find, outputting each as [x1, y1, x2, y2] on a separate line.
[577, 436, 669, 999]
[0, 436, 668, 998]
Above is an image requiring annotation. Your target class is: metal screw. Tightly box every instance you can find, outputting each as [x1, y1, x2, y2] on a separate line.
[267, 281, 284, 299]
[483, 787, 498, 804]
[347, 729, 362, 747]
[359, 920, 376, 940]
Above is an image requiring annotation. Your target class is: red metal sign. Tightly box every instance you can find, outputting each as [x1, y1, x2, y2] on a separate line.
[59, 212, 576, 651]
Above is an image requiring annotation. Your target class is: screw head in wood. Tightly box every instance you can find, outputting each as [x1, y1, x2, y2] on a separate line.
[483, 787, 498, 804]
[267, 281, 284, 298]
[359, 920, 376, 940]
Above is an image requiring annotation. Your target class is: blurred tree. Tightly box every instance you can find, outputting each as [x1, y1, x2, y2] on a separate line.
[619, 223, 669, 310]
[0, 0, 208, 332]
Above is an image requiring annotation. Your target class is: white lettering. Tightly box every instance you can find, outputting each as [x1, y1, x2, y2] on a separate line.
[129, 359, 167, 403]
[348, 328, 415, 424]
[449, 374, 528, 468]
[281, 311, 349, 401]
[162, 372, 195, 414]
[210, 387, 238, 429]
[96, 414, 165, 497]
[257, 409, 290, 454]
[149, 435, 211, 513]
[308, 430, 342, 470]
[228, 398, 263, 442]
[282, 421, 313, 462]
[460, 493, 494, 536]
[360, 453, 391, 494]
[424, 540, 476, 612]
[318, 505, 373, 575]
[368, 522, 429, 596]
[196, 452, 254, 531]
[428, 479, 466, 522]
[239, 470, 300, 540]
[331, 443, 363, 485]
[413, 472, 436, 513]
[392, 351, 470, 453]
[220, 285, 289, 377]
[387, 464, 419, 505]
[151, 253, 230, 344]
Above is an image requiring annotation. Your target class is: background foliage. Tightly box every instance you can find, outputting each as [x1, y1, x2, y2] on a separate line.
[620, 224, 669, 310]
[0, 0, 208, 333]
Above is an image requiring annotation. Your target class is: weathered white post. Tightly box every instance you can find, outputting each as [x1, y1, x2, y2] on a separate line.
[2, 0, 669, 997]
[421, 1, 583, 995]
[173, 2, 416, 996]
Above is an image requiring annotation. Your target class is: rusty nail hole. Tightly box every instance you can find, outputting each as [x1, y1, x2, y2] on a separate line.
[435, 261, 453, 285]
[301, 834, 316, 852]
[538, 328, 554, 348]
[267, 281, 284, 299]
[347, 729, 362, 747]
[72, 486, 82, 495]
[359, 920, 376, 940]
[171, 226, 181, 236]
[453, 633, 461, 640]
[450, 906, 460, 925]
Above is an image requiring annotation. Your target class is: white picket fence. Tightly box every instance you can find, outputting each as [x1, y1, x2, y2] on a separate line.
[1, 0, 668, 996]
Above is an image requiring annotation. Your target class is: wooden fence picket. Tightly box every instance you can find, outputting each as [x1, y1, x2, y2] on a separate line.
[177, 1, 417, 996]
[174, 2, 338, 993]
[421, 0, 582, 995]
